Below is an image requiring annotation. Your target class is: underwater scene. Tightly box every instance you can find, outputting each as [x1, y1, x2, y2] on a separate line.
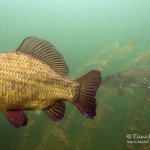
[0, 0, 150, 150]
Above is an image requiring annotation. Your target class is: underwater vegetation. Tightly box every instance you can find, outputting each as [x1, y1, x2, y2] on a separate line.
[0, 42, 149, 150]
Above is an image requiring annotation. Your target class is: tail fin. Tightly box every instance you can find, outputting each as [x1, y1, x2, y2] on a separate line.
[73, 70, 101, 119]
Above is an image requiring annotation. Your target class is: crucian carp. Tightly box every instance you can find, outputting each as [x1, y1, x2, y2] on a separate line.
[0, 37, 101, 128]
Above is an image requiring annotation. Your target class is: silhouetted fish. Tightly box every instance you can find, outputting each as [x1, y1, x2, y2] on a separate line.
[102, 67, 150, 95]
[0, 37, 101, 128]
[102, 67, 150, 88]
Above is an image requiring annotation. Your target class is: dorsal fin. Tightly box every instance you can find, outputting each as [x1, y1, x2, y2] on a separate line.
[16, 36, 69, 76]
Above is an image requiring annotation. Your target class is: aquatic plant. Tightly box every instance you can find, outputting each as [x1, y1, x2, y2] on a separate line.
[130, 89, 150, 131]
[124, 50, 150, 69]
[74, 43, 135, 77]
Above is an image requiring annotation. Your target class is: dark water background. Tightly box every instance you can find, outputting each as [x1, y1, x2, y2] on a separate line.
[0, 0, 150, 150]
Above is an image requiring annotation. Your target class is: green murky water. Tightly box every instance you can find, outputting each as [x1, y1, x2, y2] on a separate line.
[0, 0, 150, 150]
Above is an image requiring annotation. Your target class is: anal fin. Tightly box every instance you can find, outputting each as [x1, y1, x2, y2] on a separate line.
[5, 110, 28, 128]
[43, 101, 66, 121]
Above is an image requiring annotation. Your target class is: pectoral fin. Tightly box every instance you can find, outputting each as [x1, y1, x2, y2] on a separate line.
[43, 101, 66, 121]
[5, 110, 28, 128]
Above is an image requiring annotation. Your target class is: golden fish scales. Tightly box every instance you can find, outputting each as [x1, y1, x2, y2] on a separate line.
[0, 52, 78, 111]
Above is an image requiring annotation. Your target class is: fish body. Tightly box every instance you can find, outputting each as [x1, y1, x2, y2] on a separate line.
[0, 37, 101, 128]
[102, 67, 150, 88]
[0, 52, 78, 111]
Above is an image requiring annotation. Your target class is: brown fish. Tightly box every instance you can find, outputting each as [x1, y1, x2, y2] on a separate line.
[0, 37, 101, 128]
